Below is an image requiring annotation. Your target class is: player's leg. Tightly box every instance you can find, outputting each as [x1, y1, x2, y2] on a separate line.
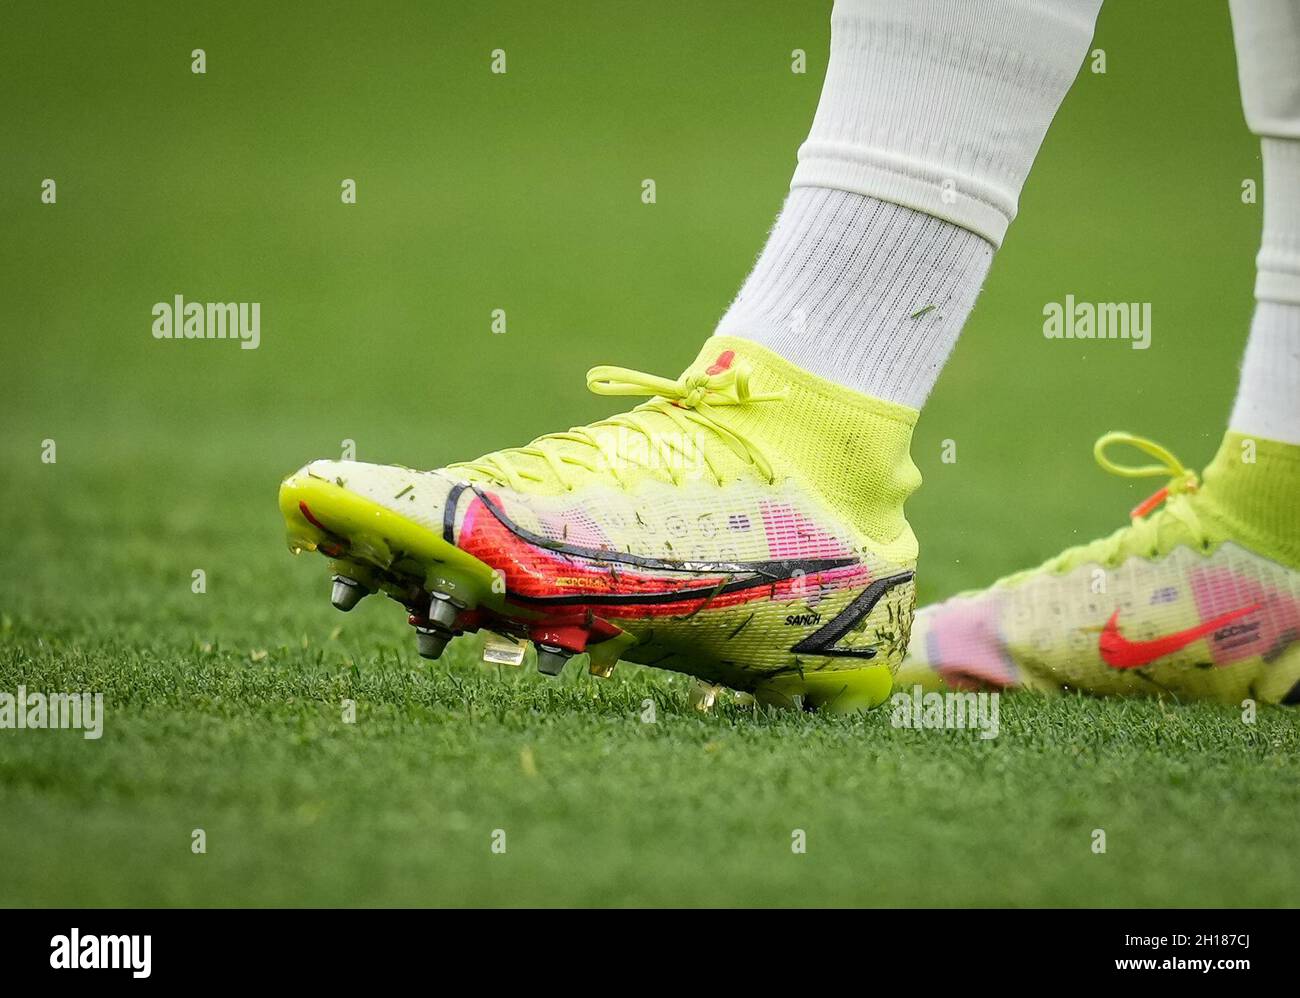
[718, 0, 1104, 408]
[1228, 0, 1300, 449]
[279, 1, 1102, 709]
[897, 1, 1300, 704]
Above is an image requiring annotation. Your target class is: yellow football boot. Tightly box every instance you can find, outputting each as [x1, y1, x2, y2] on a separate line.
[897, 433, 1300, 704]
[280, 337, 922, 711]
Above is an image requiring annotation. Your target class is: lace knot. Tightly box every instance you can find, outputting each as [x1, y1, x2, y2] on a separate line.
[586, 358, 785, 408]
[679, 373, 711, 408]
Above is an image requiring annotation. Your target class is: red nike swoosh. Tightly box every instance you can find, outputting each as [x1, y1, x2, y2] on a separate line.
[1099, 603, 1262, 669]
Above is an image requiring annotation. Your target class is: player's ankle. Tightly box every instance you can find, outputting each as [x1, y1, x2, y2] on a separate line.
[701, 335, 922, 546]
[1201, 431, 1300, 569]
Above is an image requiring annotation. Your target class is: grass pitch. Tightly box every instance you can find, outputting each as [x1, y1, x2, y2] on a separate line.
[2, 1, 1296, 906]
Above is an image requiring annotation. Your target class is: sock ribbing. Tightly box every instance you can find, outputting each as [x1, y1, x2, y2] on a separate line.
[1229, 302, 1300, 447]
[1255, 138, 1300, 306]
[715, 188, 992, 408]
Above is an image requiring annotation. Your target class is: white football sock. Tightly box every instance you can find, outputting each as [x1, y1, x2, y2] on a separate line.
[715, 188, 992, 409]
[1228, 1, 1300, 445]
[717, 0, 1102, 407]
[1230, 301, 1300, 446]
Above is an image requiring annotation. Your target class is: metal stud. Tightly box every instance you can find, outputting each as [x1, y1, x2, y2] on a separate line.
[427, 591, 460, 631]
[415, 626, 449, 660]
[330, 575, 367, 612]
[535, 643, 572, 677]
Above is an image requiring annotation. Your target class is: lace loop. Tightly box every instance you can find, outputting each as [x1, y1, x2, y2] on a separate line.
[1020, 433, 1212, 577]
[1093, 431, 1199, 520]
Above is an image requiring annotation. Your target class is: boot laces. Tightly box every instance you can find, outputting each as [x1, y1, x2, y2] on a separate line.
[1042, 432, 1210, 574]
[449, 359, 787, 491]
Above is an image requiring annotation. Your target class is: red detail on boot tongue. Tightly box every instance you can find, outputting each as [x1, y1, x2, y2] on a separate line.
[706, 350, 735, 375]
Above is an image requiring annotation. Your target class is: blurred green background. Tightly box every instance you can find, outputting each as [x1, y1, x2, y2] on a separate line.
[2, 1, 1293, 908]
[2, 0, 1262, 571]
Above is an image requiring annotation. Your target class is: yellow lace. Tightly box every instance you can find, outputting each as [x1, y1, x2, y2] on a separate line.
[449, 359, 787, 491]
[1040, 432, 1210, 574]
